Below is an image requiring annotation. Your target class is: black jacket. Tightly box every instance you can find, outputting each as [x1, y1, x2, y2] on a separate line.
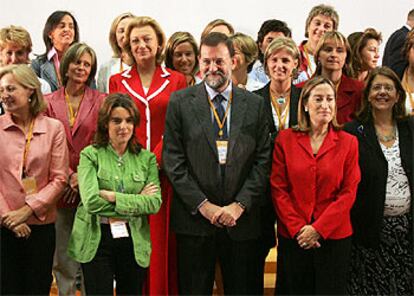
[163, 84, 272, 241]
[344, 118, 413, 248]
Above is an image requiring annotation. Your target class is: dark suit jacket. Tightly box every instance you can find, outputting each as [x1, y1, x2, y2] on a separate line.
[344, 119, 414, 248]
[253, 83, 301, 249]
[163, 83, 272, 241]
[383, 26, 410, 77]
[254, 82, 301, 141]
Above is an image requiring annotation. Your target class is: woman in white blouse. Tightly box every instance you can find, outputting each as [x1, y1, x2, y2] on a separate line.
[344, 67, 413, 295]
[97, 12, 135, 93]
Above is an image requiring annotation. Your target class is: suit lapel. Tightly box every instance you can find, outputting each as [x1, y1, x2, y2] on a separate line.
[71, 87, 95, 136]
[48, 88, 74, 148]
[296, 132, 313, 158]
[361, 121, 386, 161]
[227, 86, 247, 160]
[289, 85, 301, 127]
[191, 85, 218, 156]
[316, 128, 338, 159]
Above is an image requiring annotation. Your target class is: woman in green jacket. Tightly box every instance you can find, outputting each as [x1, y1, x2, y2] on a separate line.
[68, 93, 162, 295]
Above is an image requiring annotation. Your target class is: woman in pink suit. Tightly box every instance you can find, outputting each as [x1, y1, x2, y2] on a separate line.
[109, 16, 187, 295]
[271, 76, 360, 295]
[45, 42, 106, 296]
[0, 64, 69, 295]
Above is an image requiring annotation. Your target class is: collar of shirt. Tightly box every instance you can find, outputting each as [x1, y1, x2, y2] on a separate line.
[47, 47, 58, 61]
[47, 47, 61, 70]
[205, 81, 233, 102]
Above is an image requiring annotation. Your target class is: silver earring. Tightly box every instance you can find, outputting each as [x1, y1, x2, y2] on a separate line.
[28, 98, 32, 103]
[304, 107, 308, 112]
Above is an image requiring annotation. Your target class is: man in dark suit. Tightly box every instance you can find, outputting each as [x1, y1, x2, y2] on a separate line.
[163, 32, 271, 295]
[382, 9, 414, 75]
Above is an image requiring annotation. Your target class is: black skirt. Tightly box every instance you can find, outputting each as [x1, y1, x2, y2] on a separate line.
[348, 213, 413, 295]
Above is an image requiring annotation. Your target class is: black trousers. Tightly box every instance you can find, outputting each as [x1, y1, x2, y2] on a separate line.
[276, 235, 352, 295]
[0, 223, 55, 296]
[81, 224, 147, 296]
[176, 229, 259, 295]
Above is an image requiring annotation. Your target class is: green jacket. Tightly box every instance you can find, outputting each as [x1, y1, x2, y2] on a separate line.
[67, 145, 162, 268]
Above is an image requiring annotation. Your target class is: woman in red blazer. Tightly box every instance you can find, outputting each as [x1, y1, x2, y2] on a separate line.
[44, 42, 106, 296]
[109, 16, 187, 295]
[297, 31, 364, 124]
[271, 76, 360, 295]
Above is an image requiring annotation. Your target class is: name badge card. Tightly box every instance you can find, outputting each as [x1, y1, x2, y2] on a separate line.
[109, 218, 129, 238]
[22, 177, 38, 195]
[216, 140, 228, 165]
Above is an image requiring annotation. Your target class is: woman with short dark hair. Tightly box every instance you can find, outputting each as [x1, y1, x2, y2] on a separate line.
[31, 11, 79, 91]
[68, 93, 162, 295]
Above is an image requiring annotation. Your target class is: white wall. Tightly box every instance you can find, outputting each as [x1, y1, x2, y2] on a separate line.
[1, 0, 413, 69]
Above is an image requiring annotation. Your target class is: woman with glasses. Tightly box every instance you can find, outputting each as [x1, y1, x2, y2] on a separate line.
[344, 67, 413, 295]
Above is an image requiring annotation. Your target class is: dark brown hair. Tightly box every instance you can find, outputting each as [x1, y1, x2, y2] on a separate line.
[41, 11, 79, 56]
[349, 28, 382, 78]
[356, 67, 407, 123]
[200, 32, 235, 57]
[94, 93, 141, 154]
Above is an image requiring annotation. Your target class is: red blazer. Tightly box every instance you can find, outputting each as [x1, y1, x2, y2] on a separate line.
[45, 86, 106, 208]
[297, 74, 364, 124]
[271, 127, 360, 240]
[109, 65, 187, 162]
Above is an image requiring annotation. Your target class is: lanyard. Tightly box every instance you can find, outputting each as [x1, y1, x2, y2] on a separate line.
[207, 92, 233, 138]
[22, 119, 35, 175]
[65, 89, 85, 127]
[270, 90, 291, 130]
[303, 44, 314, 79]
[403, 69, 414, 114]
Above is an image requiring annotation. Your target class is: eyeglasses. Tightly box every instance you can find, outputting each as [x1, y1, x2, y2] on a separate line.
[371, 84, 395, 93]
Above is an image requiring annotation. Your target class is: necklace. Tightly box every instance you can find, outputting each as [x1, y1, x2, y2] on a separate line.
[375, 125, 396, 142]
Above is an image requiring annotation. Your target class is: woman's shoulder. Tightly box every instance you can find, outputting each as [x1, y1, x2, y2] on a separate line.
[135, 148, 157, 162]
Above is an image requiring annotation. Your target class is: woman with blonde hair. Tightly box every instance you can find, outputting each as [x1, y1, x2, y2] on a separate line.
[253, 36, 302, 294]
[272, 76, 360, 295]
[298, 31, 364, 124]
[0, 64, 68, 295]
[97, 12, 135, 92]
[164, 31, 199, 86]
[229, 32, 260, 90]
[297, 4, 339, 83]
[109, 15, 186, 295]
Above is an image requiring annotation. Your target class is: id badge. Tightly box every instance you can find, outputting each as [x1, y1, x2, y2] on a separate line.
[22, 177, 38, 195]
[216, 140, 228, 165]
[109, 218, 129, 238]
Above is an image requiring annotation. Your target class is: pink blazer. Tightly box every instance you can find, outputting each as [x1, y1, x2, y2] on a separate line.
[0, 113, 69, 225]
[45, 86, 106, 208]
